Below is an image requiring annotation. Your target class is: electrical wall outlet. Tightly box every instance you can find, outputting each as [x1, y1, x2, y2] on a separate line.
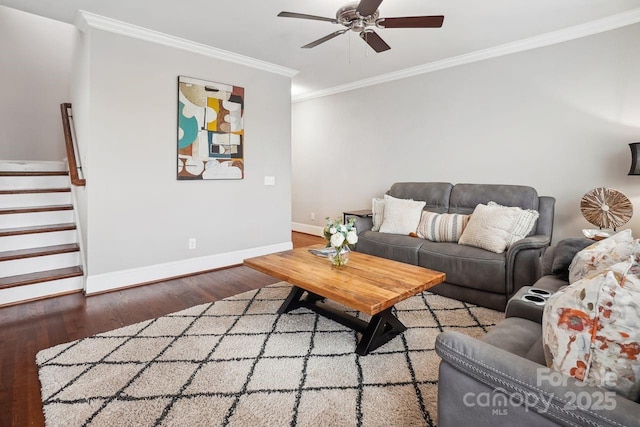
[188, 238, 196, 250]
[264, 176, 275, 186]
[310, 212, 315, 221]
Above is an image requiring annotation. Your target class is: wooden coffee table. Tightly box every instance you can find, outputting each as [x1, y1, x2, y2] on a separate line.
[244, 245, 445, 355]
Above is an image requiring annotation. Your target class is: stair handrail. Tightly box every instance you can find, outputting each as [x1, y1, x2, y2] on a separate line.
[60, 103, 85, 186]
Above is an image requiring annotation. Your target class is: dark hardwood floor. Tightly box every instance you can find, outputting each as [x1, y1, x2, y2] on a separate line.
[0, 231, 323, 426]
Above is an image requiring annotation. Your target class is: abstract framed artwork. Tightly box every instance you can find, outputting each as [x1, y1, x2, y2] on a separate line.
[177, 76, 244, 180]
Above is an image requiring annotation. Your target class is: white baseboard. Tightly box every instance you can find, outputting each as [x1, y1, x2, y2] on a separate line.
[291, 222, 324, 237]
[85, 241, 293, 295]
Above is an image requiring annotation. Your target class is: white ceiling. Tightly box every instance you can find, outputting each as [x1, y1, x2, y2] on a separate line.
[3, 0, 640, 98]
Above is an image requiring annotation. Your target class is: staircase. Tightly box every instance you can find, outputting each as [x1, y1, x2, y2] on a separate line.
[0, 161, 84, 306]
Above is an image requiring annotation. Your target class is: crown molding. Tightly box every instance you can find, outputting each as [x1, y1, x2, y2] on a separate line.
[74, 10, 299, 78]
[292, 7, 640, 103]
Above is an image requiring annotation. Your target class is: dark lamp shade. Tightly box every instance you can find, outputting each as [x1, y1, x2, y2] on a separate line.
[629, 143, 640, 175]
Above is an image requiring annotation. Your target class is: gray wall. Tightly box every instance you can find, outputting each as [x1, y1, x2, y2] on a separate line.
[292, 24, 640, 242]
[0, 6, 76, 161]
[78, 28, 292, 275]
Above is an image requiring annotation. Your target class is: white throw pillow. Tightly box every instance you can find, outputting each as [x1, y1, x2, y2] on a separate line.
[488, 201, 539, 246]
[378, 195, 426, 235]
[458, 202, 539, 253]
[371, 198, 385, 232]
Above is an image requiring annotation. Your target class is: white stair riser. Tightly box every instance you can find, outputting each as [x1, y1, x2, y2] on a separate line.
[0, 161, 66, 172]
[0, 276, 83, 307]
[0, 175, 69, 190]
[0, 210, 74, 228]
[0, 230, 77, 252]
[0, 192, 71, 208]
[0, 252, 80, 278]
[0, 161, 83, 306]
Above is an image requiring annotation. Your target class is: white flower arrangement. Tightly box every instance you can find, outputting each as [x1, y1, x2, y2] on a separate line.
[323, 217, 358, 251]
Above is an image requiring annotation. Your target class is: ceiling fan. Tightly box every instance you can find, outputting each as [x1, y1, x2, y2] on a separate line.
[278, 0, 444, 53]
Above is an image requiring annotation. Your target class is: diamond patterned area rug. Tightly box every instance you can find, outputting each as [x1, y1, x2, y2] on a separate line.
[37, 282, 503, 427]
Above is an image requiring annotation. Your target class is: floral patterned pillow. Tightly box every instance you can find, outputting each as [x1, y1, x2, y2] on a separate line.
[568, 229, 637, 284]
[543, 256, 640, 400]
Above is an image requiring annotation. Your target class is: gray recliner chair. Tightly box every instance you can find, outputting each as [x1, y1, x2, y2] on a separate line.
[435, 241, 640, 426]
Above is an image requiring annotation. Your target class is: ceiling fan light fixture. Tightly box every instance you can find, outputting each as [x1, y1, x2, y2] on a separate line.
[278, 0, 443, 51]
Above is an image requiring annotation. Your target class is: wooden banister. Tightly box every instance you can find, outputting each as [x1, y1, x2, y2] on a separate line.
[60, 103, 85, 186]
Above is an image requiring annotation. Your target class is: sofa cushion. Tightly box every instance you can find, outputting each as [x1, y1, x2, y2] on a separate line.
[550, 238, 593, 278]
[448, 183, 539, 217]
[387, 182, 452, 214]
[530, 274, 568, 294]
[543, 257, 640, 400]
[417, 241, 506, 294]
[356, 231, 422, 265]
[568, 229, 636, 283]
[416, 211, 470, 242]
[378, 195, 426, 235]
[541, 246, 556, 276]
[482, 317, 545, 364]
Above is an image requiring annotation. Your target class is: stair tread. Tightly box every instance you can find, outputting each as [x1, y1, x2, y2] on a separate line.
[0, 266, 83, 290]
[0, 188, 71, 195]
[0, 171, 68, 177]
[0, 244, 80, 262]
[0, 223, 77, 237]
[0, 204, 73, 214]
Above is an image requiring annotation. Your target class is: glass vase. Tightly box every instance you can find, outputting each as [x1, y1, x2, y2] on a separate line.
[328, 246, 350, 266]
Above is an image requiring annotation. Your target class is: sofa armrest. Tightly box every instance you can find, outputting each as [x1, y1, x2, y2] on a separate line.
[508, 235, 551, 252]
[351, 216, 373, 235]
[505, 286, 545, 323]
[435, 331, 640, 427]
[505, 235, 551, 295]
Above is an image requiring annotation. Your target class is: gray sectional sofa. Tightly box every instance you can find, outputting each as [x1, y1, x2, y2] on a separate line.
[435, 241, 640, 426]
[351, 182, 555, 311]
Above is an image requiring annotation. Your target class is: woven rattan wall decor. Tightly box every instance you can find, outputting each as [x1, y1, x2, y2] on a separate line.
[580, 187, 632, 231]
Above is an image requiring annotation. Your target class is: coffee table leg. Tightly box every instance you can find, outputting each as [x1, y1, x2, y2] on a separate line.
[304, 292, 325, 304]
[355, 307, 407, 356]
[279, 289, 406, 356]
[277, 286, 305, 314]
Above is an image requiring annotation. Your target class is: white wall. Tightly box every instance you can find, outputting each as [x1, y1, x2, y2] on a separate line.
[0, 6, 76, 161]
[292, 24, 640, 242]
[79, 28, 292, 286]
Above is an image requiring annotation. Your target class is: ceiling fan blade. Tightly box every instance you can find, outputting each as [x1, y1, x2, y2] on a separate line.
[359, 30, 390, 53]
[356, 0, 383, 17]
[377, 16, 444, 28]
[278, 11, 337, 24]
[302, 30, 348, 49]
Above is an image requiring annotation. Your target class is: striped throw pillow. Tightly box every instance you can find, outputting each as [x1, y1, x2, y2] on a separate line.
[416, 211, 471, 242]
